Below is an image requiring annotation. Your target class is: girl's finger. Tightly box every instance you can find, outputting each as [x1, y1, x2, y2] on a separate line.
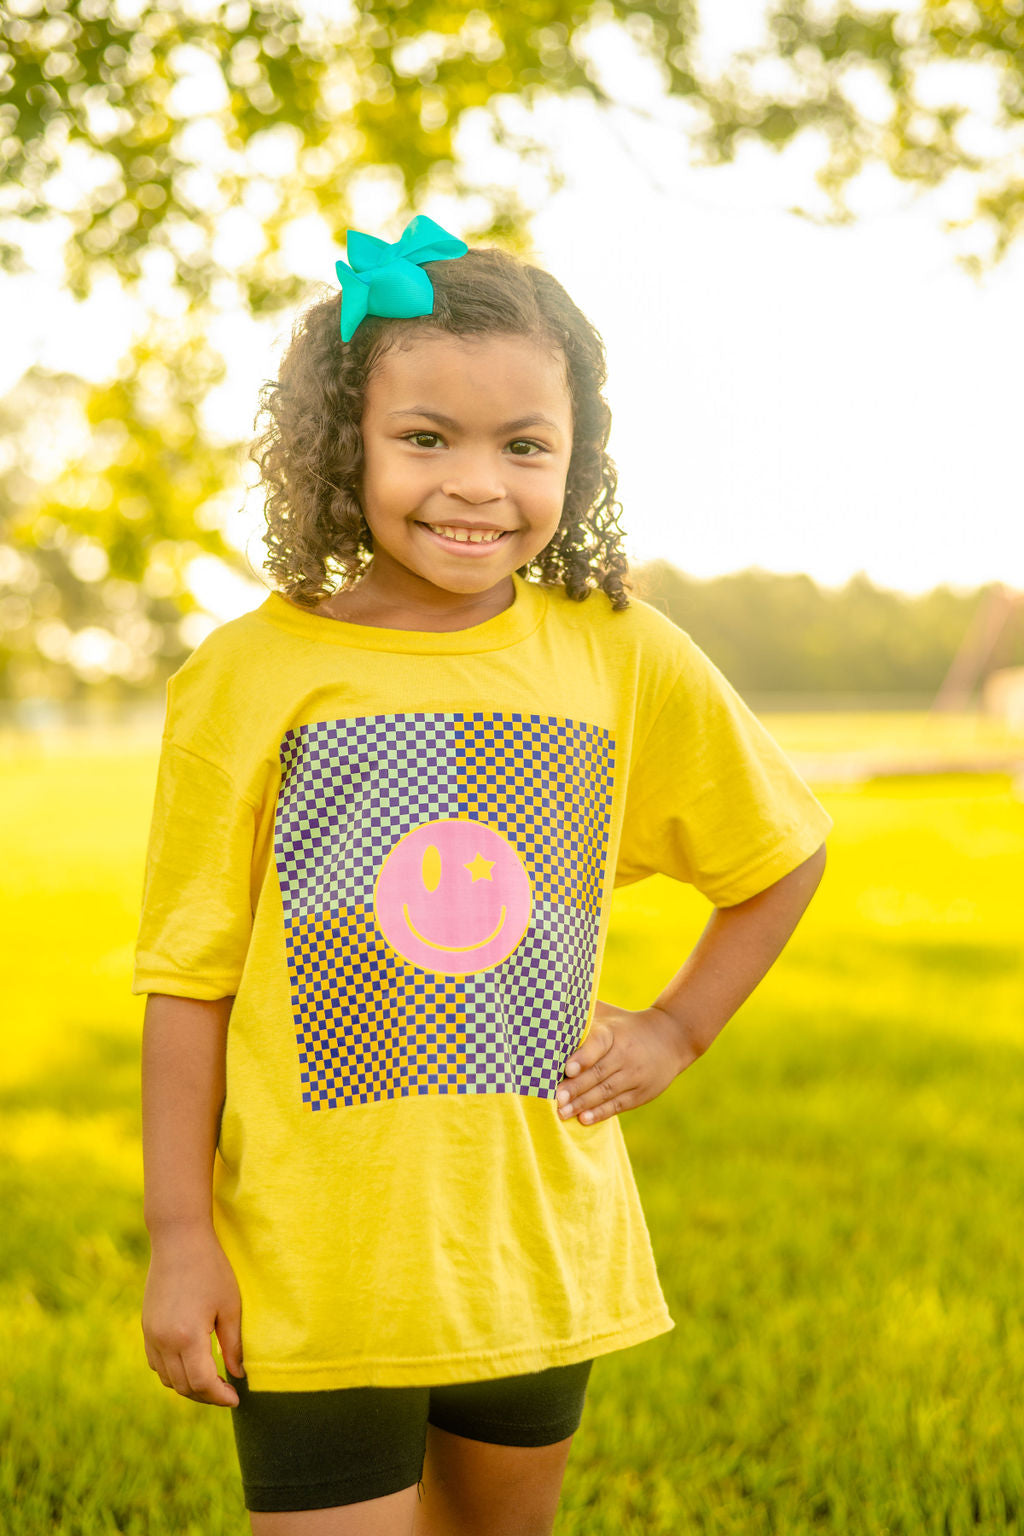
[578, 1089, 634, 1125]
[559, 1067, 627, 1120]
[559, 1040, 617, 1103]
[149, 1349, 174, 1391]
[163, 1353, 192, 1399]
[563, 1020, 615, 1079]
[182, 1343, 239, 1406]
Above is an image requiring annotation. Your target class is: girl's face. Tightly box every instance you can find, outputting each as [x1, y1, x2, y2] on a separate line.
[355, 330, 574, 617]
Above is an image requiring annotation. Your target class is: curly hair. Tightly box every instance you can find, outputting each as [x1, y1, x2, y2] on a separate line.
[248, 243, 635, 612]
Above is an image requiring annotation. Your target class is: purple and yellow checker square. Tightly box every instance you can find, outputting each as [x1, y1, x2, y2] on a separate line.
[274, 711, 615, 1112]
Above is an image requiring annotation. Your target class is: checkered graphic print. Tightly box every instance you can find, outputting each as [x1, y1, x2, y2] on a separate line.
[275, 711, 615, 1112]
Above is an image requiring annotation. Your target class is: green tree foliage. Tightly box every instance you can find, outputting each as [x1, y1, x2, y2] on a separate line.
[1, 0, 1021, 701]
[635, 559, 1024, 698]
[0, 324, 255, 702]
[5, 0, 1021, 298]
[693, 1, 1024, 269]
[1, 0, 674, 307]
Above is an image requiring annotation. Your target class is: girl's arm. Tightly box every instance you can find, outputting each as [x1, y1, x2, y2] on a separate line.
[140, 993, 245, 1407]
[141, 993, 231, 1237]
[651, 840, 828, 1063]
[557, 843, 828, 1126]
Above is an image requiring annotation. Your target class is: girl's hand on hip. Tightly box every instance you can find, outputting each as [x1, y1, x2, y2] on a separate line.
[555, 1002, 696, 1126]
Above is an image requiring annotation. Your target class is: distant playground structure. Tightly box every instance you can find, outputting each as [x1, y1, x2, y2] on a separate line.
[784, 584, 1024, 791]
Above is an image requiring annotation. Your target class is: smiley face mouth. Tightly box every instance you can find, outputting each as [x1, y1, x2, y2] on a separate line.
[401, 903, 507, 952]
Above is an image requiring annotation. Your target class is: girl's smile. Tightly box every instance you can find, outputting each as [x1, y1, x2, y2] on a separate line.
[416, 520, 513, 555]
[349, 330, 575, 627]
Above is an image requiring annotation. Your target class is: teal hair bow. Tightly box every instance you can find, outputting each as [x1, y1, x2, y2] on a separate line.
[334, 214, 468, 343]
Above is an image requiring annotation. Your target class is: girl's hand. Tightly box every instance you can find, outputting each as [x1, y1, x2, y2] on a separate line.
[142, 1226, 245, 1407]
[555, 1001, 697, 1127]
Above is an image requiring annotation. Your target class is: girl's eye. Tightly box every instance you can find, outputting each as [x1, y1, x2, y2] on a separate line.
[403, 432, 545, 456]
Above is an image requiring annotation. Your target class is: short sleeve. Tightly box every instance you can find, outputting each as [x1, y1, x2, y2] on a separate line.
[131, 739, 257, 999]
[614, 633, 833, 905]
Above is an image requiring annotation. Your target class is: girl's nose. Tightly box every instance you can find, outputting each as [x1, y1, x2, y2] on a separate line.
[440, 461, 507, 503]
[442, 473, 509, 503]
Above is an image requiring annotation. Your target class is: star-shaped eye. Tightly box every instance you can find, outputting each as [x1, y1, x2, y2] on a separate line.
[463, 851, 495, 883]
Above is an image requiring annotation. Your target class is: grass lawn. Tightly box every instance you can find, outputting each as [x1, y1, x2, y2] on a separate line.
[0, 716, 1022, 1533]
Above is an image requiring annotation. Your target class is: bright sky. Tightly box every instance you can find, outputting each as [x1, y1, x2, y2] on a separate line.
[3, 4, 1022, 621]
[525, 92, 1024, 597]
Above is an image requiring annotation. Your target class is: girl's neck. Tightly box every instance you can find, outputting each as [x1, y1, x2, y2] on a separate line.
[311, 572, 517, 633]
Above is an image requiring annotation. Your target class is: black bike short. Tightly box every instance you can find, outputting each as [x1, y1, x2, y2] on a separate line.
[225, 1358, 594, 1513]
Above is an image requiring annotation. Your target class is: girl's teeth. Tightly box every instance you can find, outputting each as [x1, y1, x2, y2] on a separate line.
[427, 524, 503, 544]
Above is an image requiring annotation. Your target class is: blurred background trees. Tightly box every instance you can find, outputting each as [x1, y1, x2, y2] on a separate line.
[2, 0, 1022, 706]
[635, 563, 1024, 702]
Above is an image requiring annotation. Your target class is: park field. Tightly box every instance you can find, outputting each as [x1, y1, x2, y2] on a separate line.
[0, 715, 1022, 1534]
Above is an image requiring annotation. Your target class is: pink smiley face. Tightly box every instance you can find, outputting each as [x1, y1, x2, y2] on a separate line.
[374, 818, 532, 976]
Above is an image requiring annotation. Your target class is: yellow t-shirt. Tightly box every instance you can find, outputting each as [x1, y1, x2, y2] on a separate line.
[132, 571, 832, 1391]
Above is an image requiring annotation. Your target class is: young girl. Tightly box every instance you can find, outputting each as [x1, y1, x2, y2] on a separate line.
[137, 213, 832, 1535]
